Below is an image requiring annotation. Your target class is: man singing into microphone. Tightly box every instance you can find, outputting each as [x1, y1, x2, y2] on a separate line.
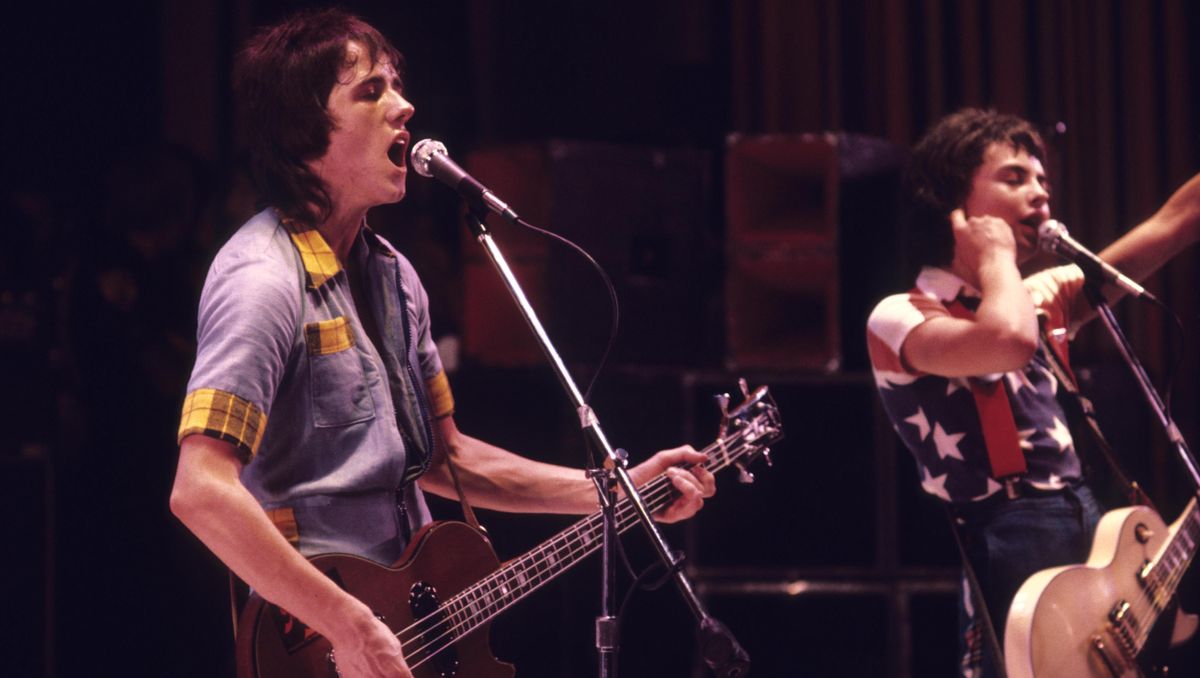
[169, 9, 715, 678]
[866, 108, 1200, 676]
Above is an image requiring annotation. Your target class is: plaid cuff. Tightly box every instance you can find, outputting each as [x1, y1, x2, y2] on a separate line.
[304, 317, 355, 355]
[427, 370, 455, 418]
[177, 388, 267, 461]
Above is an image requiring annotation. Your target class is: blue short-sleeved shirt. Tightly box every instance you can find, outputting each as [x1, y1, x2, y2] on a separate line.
[178, 209, 456, 564]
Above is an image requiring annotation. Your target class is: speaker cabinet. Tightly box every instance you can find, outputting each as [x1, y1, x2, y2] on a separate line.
[459, 141, 718, 369]
[460, 144, 556, 368]
[724, 133, 905, 372]
[687, 375, 881, 570]
[546, 141, 719, 367]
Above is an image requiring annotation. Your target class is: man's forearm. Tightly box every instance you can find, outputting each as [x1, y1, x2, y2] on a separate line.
[170, 435, 377, 644]
[419, 424, 597, 515]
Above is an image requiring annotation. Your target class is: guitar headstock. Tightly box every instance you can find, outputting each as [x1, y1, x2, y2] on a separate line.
[714, 379, 784, 483]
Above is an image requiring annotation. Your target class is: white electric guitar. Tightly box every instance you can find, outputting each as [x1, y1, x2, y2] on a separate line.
[1005, 497, 1200, 677]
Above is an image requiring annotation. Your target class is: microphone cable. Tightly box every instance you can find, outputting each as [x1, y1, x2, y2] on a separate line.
[507, 215, 621, 410]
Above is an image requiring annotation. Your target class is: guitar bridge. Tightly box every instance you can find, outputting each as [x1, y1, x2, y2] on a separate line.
[1090, 634, 1129, 677]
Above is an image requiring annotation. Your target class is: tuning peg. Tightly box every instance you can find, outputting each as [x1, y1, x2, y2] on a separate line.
[761, 448, 773, 467]
[714, 392, 731, 416]
[736, 462, 755, 484]
[715, 393, 733, 439]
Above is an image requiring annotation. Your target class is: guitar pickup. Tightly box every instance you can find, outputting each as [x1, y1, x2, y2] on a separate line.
[1109, 600, 1131, 625]
[1105, 600, 1140, 662]
[1139, 559, 1152, 581]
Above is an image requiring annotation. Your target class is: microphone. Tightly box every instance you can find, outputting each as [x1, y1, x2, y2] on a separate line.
[1037, 220, 1150, 298]
[410, 139, 519, 222]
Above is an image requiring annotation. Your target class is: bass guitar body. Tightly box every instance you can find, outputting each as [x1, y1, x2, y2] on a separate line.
[1005, 505, 1187, 677]
[235, 383, 784, 678]
[236, 521, 515, 678]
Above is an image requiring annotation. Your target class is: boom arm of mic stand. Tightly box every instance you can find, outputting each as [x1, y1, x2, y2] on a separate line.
[462, 211, 751, 676]
[1082, 284, 1200, 488]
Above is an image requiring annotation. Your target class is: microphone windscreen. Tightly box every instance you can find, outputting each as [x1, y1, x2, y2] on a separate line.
[411, 139, 448, 178]
[1036, 219, 1067, 253]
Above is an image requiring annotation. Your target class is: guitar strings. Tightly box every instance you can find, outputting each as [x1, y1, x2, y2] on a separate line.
[396, 430, 772, 668]
[401, 497, 667, 666]
[398, 406, 778, 662]
[400, 454, 747, 669]
[400, 434, 762, 667]
[1085, 499, 1200, 661]
[1131, 505, 1196, 647]
[436, 424, 768, 611]
[1126, 501, 1200, 649]
[397, 466, 689, 666]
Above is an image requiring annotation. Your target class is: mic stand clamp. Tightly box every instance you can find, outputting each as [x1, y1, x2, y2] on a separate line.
[462, 210, 750, 677]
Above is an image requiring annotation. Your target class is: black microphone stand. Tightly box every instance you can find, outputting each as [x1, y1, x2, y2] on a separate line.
[461, 208, 750, 677]
[1083, 283, 1200, 489]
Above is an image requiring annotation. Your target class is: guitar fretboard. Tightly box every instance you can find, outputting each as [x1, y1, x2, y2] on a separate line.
[1142, 497, 1200, 611]
[400, 414, 779, 668]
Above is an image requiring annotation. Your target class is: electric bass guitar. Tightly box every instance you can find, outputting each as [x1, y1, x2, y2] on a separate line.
[236, 382, 783, 678]
[1005, 496, 1200, 677]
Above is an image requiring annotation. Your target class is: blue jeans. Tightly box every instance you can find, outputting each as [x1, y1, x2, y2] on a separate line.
[953, 482, 1105, 677]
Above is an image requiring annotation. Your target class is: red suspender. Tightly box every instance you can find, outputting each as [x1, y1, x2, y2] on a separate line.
[945, 299, 1028, 481]
[969, 379, 1027, 478]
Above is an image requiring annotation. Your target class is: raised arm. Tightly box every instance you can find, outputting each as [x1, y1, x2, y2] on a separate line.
[1076, 172, 1200, 319]
[902, 208, 1039, 377]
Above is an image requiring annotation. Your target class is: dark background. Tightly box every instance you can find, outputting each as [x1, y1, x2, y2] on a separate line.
[3, 1, 1200, 676]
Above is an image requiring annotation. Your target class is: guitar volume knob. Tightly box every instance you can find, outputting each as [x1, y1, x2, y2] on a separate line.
[1135, 523, 1153, 544]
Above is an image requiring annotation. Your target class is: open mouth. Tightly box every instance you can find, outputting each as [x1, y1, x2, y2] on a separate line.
[1018, 214, 1044, 229]
[388, 139, 407, 168]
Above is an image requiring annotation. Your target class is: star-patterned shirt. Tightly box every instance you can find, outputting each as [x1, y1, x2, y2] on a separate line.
[867, 265, 1087, 504]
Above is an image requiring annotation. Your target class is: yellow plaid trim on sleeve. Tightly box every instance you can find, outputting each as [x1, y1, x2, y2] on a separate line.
[281, 218, 341, 289]
[426, 370, 455, 418]
[304, 316, 355, 355]
[177, 388, 267, 460]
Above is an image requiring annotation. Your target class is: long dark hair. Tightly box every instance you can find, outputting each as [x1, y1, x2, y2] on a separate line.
[903, 108, 1046, 275]
[233, 8, 404, 224]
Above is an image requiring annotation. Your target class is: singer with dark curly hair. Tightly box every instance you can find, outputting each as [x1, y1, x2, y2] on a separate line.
[867, 107, 1200, 676]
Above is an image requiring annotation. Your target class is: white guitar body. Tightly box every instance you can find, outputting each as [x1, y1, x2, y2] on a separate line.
[1005, 501, 1198, 678]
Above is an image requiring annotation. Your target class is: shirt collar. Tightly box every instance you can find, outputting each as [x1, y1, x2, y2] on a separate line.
[914, 266, 980, 303]
[279, 214, 393, 290]
[280, 215, 341, 289]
